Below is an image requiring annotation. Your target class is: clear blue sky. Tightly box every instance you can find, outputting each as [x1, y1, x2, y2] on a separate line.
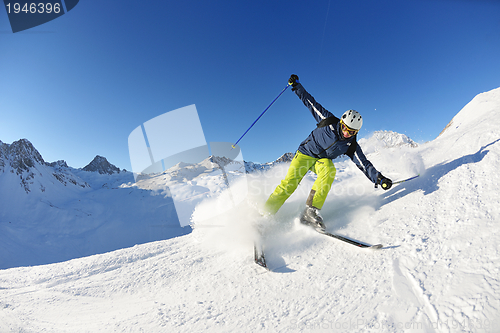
[1, 0, 499, 170]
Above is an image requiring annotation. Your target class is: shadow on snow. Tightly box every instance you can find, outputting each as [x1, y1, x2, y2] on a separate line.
[381, 139, 500, 205]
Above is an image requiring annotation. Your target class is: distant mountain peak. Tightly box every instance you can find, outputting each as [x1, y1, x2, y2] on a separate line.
[83, 155, 121, 175]
[357, 130, 418, 155]
[0, 138, 45, 175]
[371, 130, 418, 148]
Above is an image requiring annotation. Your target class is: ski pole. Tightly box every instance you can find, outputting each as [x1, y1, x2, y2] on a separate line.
[232, 83, 291, 149]
[393, 174, 420, 185]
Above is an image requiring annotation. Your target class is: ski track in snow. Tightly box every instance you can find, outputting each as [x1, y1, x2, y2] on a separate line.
[1, 88, 500, 332]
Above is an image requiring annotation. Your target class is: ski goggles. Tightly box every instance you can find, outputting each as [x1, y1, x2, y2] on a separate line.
[340, 119, 359, 136]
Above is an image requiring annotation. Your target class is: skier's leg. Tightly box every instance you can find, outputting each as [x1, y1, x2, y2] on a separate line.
[307, 158, 336, 210]
[264, 151, 317, 214]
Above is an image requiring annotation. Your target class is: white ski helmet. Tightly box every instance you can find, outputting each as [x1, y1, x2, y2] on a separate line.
[341, 110, 363, 131]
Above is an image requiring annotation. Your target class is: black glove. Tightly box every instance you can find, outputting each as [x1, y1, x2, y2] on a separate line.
[288, 74, 299, 87]
[376, 174, 392, 190]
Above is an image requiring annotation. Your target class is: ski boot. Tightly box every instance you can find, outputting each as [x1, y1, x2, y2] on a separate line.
[299, 206, 326, 232]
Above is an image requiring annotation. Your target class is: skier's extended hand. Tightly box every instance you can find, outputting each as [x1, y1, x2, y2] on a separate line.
[376, 174, 392, 190]
[381, 177, 392, 190]
[288, 74, 299, 87]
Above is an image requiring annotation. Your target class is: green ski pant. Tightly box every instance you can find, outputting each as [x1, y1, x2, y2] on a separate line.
[264, 151, 336, 214]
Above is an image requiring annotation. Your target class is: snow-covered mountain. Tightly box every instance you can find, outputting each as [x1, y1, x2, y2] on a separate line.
[82, 155, 123, 174]
[0, 139, 90, 194]
[1, 87, 499, 332]
[358, 130, 418, 155]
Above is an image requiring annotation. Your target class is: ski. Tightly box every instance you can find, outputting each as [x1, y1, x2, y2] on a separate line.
[253, 222, 382, 271]
[254, 241, 268, 270]
[317, 229, 383, 249]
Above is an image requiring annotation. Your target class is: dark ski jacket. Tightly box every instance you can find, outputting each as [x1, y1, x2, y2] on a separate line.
[294, 83, 381, 184]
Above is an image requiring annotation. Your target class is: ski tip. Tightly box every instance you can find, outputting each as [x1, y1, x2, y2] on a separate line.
[370, 244, 383, 250]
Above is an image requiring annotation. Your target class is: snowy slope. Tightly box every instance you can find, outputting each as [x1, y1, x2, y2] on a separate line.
[1, 87, 500, 332]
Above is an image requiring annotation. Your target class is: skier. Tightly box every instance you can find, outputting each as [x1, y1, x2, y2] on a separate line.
[263, 74, 393, 231]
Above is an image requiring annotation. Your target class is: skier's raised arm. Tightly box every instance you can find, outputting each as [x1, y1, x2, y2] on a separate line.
[288, 74, 334, 123]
